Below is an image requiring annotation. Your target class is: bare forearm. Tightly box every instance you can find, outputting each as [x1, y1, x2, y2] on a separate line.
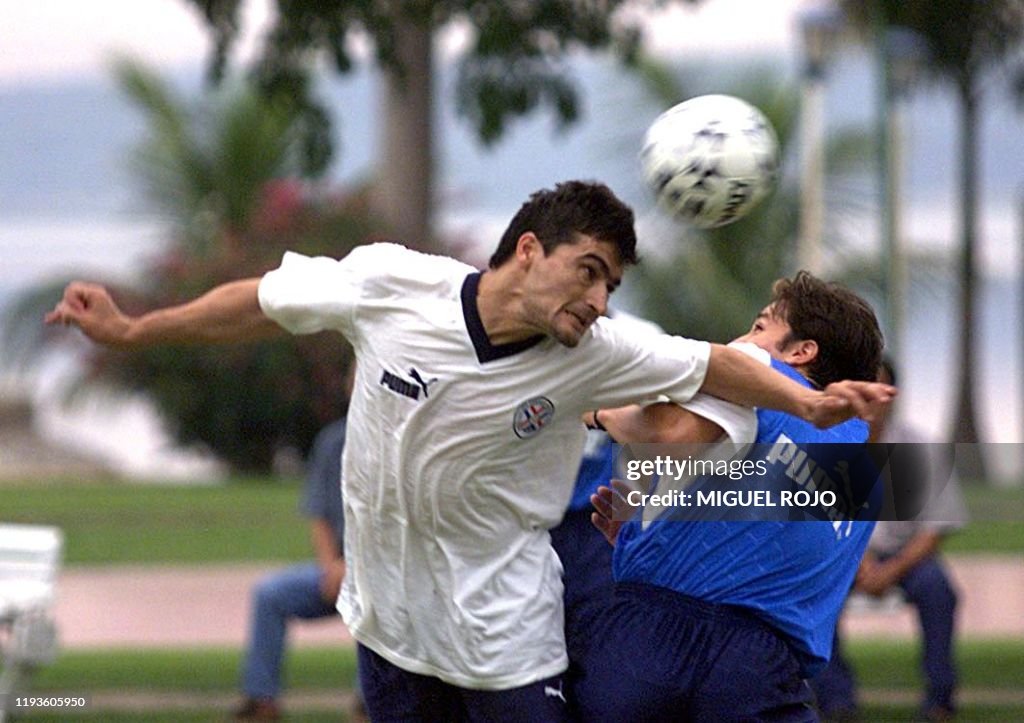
[879, 531, 942, 582]
[596, 405, 650, 444]
[700, 344, 815, 418]
[47, 278, 283, 348]
[310, 519, 342, 568]
[311, 518, 345, 602]
[599, 403, 724, 444]
[125, 279, 281, 347]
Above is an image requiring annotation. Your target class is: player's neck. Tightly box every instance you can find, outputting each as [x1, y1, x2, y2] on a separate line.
[791, 363, 814, 386]
[475, 269, 541, 345]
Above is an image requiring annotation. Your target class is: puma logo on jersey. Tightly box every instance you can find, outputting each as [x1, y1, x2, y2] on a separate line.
[543, 680, 567, 703]
[380, 367, 438, 401]
[408, 368, 439, 398]
[765, 432, 865, 532]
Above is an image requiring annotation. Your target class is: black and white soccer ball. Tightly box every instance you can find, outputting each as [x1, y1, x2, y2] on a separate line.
[640, 94, 780, 229]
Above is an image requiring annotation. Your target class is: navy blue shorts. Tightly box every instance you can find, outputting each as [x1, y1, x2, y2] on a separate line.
[572, 582, 818, 722]
[550, 506, 616, 666]
[357, 644, 571, 722]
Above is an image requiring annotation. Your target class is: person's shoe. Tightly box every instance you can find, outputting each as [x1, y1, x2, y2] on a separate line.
[231, 697, 281, 721]
[919, 704, 955, 722]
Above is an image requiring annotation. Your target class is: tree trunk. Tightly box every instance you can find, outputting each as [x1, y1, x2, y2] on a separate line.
[371, 17, 434, 248]
[950, 78, 987, 481]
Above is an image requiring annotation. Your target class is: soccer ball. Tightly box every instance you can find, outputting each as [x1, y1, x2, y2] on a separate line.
[640, 94, 780, 229]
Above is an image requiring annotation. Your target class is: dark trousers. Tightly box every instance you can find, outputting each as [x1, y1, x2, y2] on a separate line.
[813, 555, 959, 715]
[572, 582, 818, 723]
[550, 506, 616, 667]
[357, 645, 571, 723]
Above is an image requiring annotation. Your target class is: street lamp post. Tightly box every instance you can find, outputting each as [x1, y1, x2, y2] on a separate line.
[882, 27, 929, 359]
[797, 6, 842, 275]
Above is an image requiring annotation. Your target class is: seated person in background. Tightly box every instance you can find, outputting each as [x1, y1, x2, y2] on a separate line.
[233, 414, 362, 721]
[812, 358, 968, 723]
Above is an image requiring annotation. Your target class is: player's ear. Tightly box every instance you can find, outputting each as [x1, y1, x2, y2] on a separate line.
[514, 233, 542, 266]
[787, 338, 818, 367]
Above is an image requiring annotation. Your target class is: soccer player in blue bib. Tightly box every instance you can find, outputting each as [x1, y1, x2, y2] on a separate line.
[576, 272, 885, 722]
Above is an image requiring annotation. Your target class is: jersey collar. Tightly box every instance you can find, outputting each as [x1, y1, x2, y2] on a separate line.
[461, 272, 545, 363]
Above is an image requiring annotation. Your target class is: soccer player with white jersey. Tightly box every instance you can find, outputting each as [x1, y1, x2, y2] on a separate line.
[46, 182, 894, 722]
[578, 272, 885, 722]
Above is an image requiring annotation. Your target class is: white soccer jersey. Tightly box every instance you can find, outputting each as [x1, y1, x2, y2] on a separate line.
[677, 342, 768, 443]
[635, 343, 764, 526]
[258, 243, 711, 689]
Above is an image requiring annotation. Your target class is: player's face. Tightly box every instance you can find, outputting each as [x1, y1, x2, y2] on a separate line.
[522, 234, 623, 347]
[733, 305, 795, 359]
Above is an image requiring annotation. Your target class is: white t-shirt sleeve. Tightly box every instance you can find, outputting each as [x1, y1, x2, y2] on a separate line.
[585, 319, 711, 409]
[258, 244, 399, 338]
[675, 341, 769, 444]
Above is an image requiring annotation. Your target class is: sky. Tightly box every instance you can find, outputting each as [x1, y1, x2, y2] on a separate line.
[0, 0, 807, 87]
[0, 0, 259, 86]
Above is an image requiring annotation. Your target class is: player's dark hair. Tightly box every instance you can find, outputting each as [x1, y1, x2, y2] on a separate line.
[488, 181, 638, 269]
[770, 271, 883, 387]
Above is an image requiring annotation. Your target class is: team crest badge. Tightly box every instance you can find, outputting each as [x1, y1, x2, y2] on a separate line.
[513, 397, 556, 439]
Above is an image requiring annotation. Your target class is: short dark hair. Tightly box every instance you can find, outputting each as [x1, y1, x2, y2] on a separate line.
[769, 271, 883, 387]
[488, 181, 638, 269]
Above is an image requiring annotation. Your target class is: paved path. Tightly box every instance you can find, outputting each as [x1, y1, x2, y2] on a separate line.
[54, 556, 1023, 649]
[55, 564, 351, 649]
[841, 554, 1024, 639]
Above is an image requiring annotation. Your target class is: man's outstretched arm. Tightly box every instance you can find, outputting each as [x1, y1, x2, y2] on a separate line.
[44, 279, 285, 348]
[700, 343, 896, 429]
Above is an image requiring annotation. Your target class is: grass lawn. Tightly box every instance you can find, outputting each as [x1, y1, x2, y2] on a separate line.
[17, 714, 351, 723]
[32, 647, 358, 692]
[28, 639, 1024, 693]
[945, 484, 1024, 554]
[1, 477, 1020, 564]
[24, 648, 356, 722]
[17, 640, 1024, 721]
[847, 638, 1024, 690]
[0, 477, 313, 564]
[857, 704, 1023, 722]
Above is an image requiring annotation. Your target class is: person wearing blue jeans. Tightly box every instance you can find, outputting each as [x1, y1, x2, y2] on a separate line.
[812, 359, 967, 722]
[234, 416, 358, 721]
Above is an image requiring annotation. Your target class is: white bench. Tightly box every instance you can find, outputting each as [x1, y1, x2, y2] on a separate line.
[844, 589, 907, 614]
[0, 524, 62, 722]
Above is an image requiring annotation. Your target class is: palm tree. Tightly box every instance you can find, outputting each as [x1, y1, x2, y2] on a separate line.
[3, 60, 380, 472]
[184, 0, 660, 246]
[111, 59, 313, 255]
[840, 0, 1024, 478]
